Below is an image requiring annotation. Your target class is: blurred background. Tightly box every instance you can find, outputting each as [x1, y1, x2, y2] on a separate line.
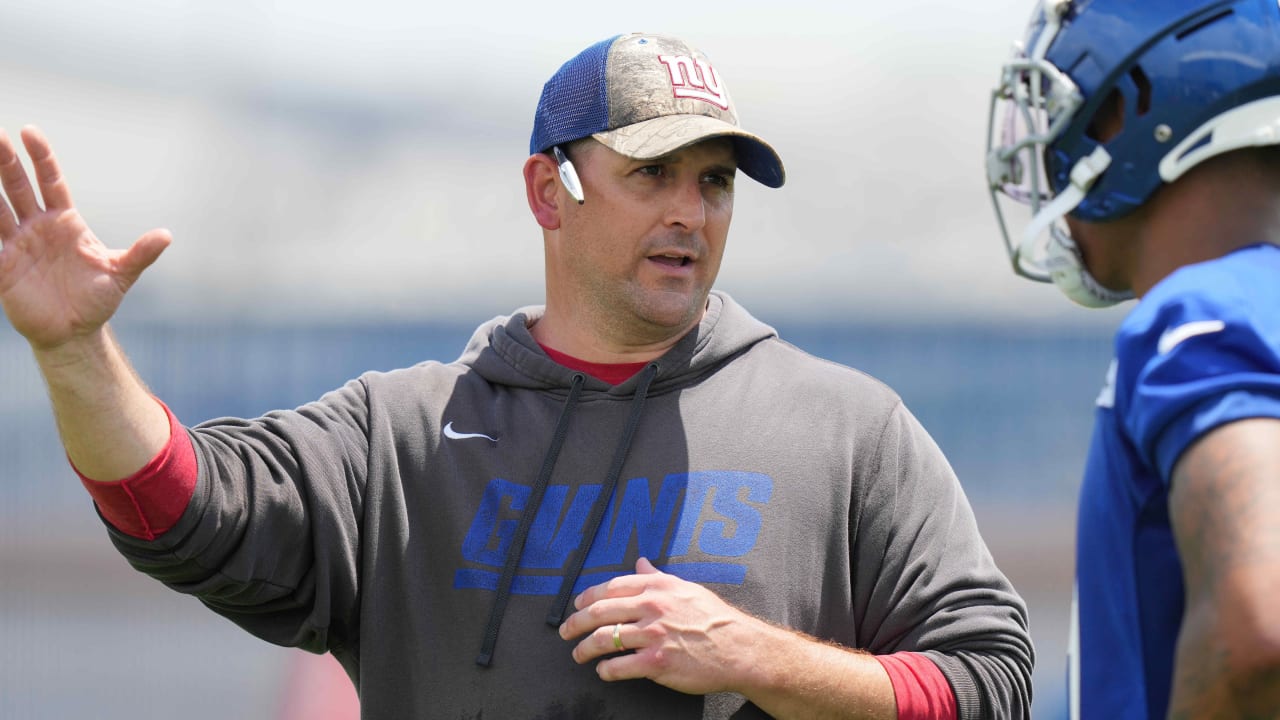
[0, 0, 1129, 717]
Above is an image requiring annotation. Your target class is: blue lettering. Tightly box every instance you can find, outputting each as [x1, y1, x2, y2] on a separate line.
[668, 473, 708, 557]
[523, 484, 600, 569]
[584, 476, 687, 567]
[459, 478, 528, 566]
[700, 472, 771, 557]
[669, 471, 771, 557]
[455, 471, 772, 593]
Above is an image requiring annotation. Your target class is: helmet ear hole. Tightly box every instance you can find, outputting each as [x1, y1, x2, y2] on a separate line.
[1129, 65, 1152, 117]
[1083, 66, 1149, 144]
[1086, 88, 1126, 144]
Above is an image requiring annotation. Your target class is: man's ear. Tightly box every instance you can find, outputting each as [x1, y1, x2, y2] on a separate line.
[524, 153, 562, 230]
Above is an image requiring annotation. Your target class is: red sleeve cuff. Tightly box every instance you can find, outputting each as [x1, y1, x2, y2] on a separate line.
[876, 651, 958, 720]
[75, 399, 198, 541]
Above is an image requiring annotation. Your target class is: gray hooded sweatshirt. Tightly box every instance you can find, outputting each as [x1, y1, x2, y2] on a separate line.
[106, 291, 1032, 719]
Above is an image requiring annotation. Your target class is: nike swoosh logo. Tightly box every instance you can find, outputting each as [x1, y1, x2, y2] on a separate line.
[1095, 359, 1117, 409]
[1157, 320, 1226, 355]
[443, 422, 498, 442]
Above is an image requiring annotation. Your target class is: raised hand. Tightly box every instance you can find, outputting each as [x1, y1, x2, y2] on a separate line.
[0, 126, 170, 351]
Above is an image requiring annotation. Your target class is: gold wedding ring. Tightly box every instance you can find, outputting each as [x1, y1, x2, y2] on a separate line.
[612, 622, 625, 651]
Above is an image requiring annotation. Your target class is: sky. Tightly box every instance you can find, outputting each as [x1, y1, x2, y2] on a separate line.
[0, 0, 1127, 327]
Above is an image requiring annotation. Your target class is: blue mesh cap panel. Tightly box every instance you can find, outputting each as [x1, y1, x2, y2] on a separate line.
[529, 35, 620, 154]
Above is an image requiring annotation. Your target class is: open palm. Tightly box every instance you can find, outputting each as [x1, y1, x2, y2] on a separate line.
[0, 126, 170, 351]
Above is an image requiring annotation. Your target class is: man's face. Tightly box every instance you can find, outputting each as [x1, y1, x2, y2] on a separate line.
[547, 138, 736, 342]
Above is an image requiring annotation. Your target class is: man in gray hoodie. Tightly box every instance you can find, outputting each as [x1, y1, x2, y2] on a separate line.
[0, 33, 1032, 719]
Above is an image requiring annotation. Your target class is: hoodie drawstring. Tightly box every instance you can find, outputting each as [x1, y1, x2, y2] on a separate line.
[546, 361, 658, 626]
[476, 372, 586, 667]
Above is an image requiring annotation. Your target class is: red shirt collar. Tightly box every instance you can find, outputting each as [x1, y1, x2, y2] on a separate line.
[538, 344, 648, 385]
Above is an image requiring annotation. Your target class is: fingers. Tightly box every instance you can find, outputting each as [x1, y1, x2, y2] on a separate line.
[570, 621, 643, 665]
[574, 576, 639, 612]
[0, 125, 77, 228]
[593, 651, 651, 683]
[0, 128, 41, 221]
[563, 558, 673, 638]
[0, 185, 16, 238]
[116, 228, 173, 281]
[21, 126, 74, 211]
[559, 596, 626, 642]
[573, 557, 663, 611]
[0, 130, 15, 237]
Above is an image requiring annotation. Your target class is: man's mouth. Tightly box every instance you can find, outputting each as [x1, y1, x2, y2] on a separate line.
[649, 253, 692, 267]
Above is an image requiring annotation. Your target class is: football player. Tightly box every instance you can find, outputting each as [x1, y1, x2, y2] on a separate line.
[986, 1, 1280, 717]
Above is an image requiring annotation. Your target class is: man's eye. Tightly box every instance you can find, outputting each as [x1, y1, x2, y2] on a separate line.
[637, 165, 663, 177]
[703, 173, 733, 189]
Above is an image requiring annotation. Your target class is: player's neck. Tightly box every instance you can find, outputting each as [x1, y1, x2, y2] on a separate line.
[1131, 161, 1280, 297]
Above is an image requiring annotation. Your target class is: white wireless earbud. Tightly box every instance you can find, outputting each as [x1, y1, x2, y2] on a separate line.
[552, 146, 585, 205]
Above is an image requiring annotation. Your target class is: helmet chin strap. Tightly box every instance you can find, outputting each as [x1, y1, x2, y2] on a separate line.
[1020, 145, 1132, 307]
[1045, 227, 1134, 308]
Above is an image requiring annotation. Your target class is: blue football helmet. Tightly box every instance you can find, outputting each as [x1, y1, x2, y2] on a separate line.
[986, 0, 1280, 307]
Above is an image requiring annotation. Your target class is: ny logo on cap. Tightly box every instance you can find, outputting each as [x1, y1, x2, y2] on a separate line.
[657, 54, 729, 110]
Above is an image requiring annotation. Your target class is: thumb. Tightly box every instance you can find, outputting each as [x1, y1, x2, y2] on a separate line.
[116, 228, 172, 281]
[635, 557, 661, 575]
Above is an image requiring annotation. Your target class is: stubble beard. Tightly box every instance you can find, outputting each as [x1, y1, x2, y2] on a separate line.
[591, 277, 708, 350]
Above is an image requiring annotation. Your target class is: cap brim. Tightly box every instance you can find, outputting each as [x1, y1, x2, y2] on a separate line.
[593, 115, 786, 188]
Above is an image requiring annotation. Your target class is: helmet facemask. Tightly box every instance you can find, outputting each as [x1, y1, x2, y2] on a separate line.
[986, 0, 1133, 308]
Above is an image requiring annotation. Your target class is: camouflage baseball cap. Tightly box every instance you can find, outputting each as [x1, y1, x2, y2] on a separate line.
[529, 33, 785, 188]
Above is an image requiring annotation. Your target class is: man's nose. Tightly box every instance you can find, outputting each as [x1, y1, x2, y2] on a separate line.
[663, 179, 706, 232]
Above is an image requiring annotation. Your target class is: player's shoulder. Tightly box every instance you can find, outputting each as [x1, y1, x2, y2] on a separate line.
[1111, 244, 1280, 408]
[1118, 244, 1280, 357]
[1112, 245, 1280, 473]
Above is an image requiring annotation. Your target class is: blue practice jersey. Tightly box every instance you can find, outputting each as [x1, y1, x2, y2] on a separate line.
[1071, 243, 1280, 719]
